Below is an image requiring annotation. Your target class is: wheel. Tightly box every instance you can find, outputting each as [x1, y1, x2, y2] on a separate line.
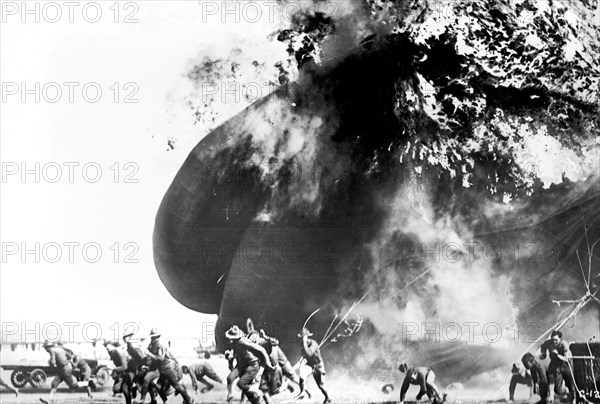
[10, 370, 29, 388]
[95, 366, 110, 387]
[29, 368, 47, 388]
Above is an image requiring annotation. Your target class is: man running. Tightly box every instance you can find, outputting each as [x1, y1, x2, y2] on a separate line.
[260, 329, 302, 395]
[522, 353, 549, 404]
[225, 325, 274, 404]
[540, 330, 572, 401]
[298, 328, 330, 404]
[252, 330, 282, 404]
[182, 352, 224, 394]
[72, 354, 94, 398]
[105, 341, 134, 404]
[145, 328, 193, 404]
[39, 340, 94, 404]
[398, 362, 445, 404]
[225, 349, 240, 403]
[123, 332, 164, 404]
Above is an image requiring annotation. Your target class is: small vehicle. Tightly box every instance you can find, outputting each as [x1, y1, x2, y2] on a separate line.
[2, 359, 110, 389]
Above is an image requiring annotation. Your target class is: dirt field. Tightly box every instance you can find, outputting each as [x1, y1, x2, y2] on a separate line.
[0, 382, 530, 404]
[0, 382, 230, 404]
[0, 363, 532, 404]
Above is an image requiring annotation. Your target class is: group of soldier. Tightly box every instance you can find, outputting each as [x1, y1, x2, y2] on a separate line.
[222, 319, 330, 404]
[395, 330, 577, 404]
[37, 340, 97, 403]
[0, 324, 582, 404]
[11, 319, 331, 404]
[509, 330, 574, 404]
[26, 328, 197, 404]
[104, 327, 198, 404]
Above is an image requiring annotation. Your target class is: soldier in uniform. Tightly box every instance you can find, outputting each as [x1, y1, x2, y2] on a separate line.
[225, 325, 274, 404]
[509, 362, 533, 401]
[39, 340, 95, 404]
[255, 329, 290, 402]
[145, 328, 193, 404]
[540, 330, 572, 401]
[123, 332, 165, 404]
[298, 328, 330, 404]
[260, 330, 302, 395]
[182, 352, 224, 394]
[225, 319, 261, 403]
[398, 362, 445, 404]
[225, 349, 239, 403]
[105, 341, 134, 404]
[72, 354, 94, 398]
[522, 353, 549, 404]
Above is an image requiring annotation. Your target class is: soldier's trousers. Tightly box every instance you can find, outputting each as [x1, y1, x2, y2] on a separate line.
[51, 364, 79, 389]
[548, 361, 572, 393]
[159, 367, 191, 404]
[238, 362, 262, 404]
[509, 372, 532, 400]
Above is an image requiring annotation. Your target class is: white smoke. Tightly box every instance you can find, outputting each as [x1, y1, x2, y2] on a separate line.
[351, 181, 520, 347]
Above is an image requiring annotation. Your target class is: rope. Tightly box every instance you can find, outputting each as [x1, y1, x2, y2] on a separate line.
[566, 354, 593, 404]
[319, 265, 433, 349]
[491, 292, 594, 400]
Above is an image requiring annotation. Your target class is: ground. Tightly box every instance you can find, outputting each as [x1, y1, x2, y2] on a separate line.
[0, 358, 536, 404]
[0, 378, 535, 404]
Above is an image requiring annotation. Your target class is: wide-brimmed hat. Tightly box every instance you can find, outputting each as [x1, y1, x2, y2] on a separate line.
[225, 325, 245, 340]
[149, 328, 161, 338]
[42, 340, 55, 348]
[123, 332, 135, 340]
[297, 328, 313, 338]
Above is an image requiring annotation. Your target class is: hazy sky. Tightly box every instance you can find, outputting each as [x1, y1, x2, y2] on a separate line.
[0, 1, 290, 342]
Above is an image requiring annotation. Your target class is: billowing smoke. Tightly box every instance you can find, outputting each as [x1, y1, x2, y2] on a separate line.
[155, 0, 600, 397]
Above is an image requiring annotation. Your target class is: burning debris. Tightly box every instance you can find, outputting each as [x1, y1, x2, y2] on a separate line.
[153, 0, 599, 401]
[167, 137, 176, 151]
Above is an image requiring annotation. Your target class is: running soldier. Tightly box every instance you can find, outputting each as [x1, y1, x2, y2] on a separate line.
[225, 318, 261, 403]
[182, 352, 224, 394]
[253, 330, 282, 404]
[398, 362, 445, 404]
[522, 353, 549, 404]
[225, 349, 240, 403]
[145, 328, 193, 404]
[259, 329, 302, 396]
[39, 340, 95, 404]
[105, 341, 134, 404]
[540, 330, 572, 401]
[225, 325, 274, 404]
[298, 328, 330, 404]
[72, 354, 94, 398]
[123, 332, 165, 404]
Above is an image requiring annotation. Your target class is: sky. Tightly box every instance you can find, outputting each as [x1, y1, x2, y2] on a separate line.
[0, 0, 291, 343]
